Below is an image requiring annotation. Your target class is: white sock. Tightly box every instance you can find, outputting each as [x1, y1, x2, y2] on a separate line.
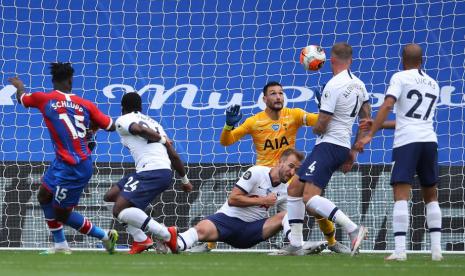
[118, 207, 170, 241]
[177, 228, 199, 251]
[393, 200, 409, 254]
[55, 241, 69, 249]
[287, 196, 305, 247]
[127, 225, 147, 242]
[426, 201, 442, 252]
[306, 195, 357, 233]
[282, 213, 291, 240]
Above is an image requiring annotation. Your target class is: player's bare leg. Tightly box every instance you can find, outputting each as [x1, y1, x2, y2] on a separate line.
[177, 220, 219, 251]
[262, 212, 286, 240]
[422, 185, 442, 261]
[303, 182, 367, 256]
[385, 183, 410, 261]
[103, 185, 120, 203]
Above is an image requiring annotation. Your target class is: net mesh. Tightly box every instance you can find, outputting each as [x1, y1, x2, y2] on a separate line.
[0, 0, 464, 251]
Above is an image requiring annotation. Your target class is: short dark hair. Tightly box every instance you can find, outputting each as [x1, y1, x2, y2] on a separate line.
[331, 42, 352, 61]
[280, 148, 305, 162]
[402, 44, 423, 67]
[263, 81, 282, 96]
[121, 92, 142, 112]
[50, 62, 74, 83]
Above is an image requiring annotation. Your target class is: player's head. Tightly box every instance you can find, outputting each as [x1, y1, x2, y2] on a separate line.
[330, 42, 352, 72]
[50, 62, 74, 92]
[263, 81, 284, 111]
[276, 148, 304, 183]
[402, 44, 423, 70]
[121, 92, 142, 114]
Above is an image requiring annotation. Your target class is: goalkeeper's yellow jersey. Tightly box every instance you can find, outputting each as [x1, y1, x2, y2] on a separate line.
[220, 107, 318, 167]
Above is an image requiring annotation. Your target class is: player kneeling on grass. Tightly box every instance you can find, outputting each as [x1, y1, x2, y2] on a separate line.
[176, 149, 323, 253]
[104, 92, 193, 254]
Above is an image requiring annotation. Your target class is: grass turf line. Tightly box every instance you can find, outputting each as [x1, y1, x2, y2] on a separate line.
[0, 251, 463, 276]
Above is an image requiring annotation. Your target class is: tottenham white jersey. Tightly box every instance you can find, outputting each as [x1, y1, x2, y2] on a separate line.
[115, 112, 171, 172]
[317, 70, 369, 148]
[218, 166, 287, 222]
[386, 69, 439, 148]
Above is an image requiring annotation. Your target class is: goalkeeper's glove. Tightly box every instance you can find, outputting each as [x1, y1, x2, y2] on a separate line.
[224, 104, 242, 130]
[86, 129, 96, 151]
[315, 83, 326, 110]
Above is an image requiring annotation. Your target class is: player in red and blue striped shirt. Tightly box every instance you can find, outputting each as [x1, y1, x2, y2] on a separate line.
[9, 62, 118, 254]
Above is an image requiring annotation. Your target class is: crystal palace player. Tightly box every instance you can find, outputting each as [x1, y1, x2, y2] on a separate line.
[281, 43, 370, 255]
[8, 63, 118, 254]
[217, 81, 347, 253]
[356, 44, 442, 261]
[176, 149, 304, 252]
[103, 92, 193, 254]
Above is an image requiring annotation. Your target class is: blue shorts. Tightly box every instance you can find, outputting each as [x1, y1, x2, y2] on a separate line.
[117, 169, 173, 210]
[206, 212, 266, 248]
[391, 142, 439, 187]
[297, 143, 350, 189]
[42, 158, 93, 208]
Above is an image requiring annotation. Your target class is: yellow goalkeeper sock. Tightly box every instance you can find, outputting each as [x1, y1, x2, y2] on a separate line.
[207, 242, 217, 250]
[316, 216, 336, 246]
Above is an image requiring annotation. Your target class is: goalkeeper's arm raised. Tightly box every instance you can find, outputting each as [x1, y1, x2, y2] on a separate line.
[219, 104, 251, 146]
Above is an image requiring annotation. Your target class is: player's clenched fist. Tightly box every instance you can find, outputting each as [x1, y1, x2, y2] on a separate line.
[262, 192, 277, 207]
[8, 76, 25, 90]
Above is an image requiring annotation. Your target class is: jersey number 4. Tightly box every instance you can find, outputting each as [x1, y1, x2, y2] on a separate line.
[405, 90, 437, 120]
[59, 113, 86, 139]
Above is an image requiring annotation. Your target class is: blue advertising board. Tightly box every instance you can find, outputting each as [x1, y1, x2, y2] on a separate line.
[0, 0, 463, 164]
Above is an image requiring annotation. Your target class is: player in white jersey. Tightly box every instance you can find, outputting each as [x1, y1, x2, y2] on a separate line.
[281, 43, 370, 256]
[356, 44, 442, 261]
[175, 149, 308, 251]
[103, 92, 193, 254]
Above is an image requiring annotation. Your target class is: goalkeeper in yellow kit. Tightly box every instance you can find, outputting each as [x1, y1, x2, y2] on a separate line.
[195, 81, 350, 253]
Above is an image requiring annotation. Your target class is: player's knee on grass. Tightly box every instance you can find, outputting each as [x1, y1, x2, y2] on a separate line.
[37, 186, 53, 205]
[195, 220, 219, 241]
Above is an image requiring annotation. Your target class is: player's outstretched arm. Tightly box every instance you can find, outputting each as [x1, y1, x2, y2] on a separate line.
[8, 77, 26, 103]
[228, 187, 277, 208]
[219, 104, 249, 146]
[353, 101, 372, 145]
[355, 96, 396, 152]
[164, 142, 193, 192]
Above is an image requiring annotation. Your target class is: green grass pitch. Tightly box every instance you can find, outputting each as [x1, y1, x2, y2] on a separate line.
[1, 251, 463, 276]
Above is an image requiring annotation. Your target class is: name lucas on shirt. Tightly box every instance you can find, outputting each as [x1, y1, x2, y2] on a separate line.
[263, 136, 289, 150]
